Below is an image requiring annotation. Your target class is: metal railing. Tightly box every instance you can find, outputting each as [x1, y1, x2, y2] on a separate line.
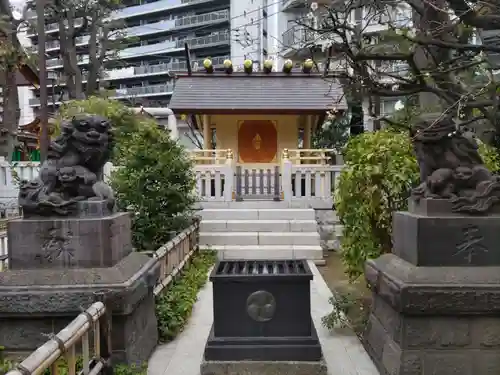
[114, 83, 175, 97]
[179, 31, 230, 48]
[41, 10, 228, 52]
[282, 26, 315, 50]
[175, 9, 229, 27]
[45, 30, 229, 67]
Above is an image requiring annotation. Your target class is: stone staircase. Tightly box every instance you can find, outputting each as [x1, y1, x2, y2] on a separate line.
[199, 202, 324, 263]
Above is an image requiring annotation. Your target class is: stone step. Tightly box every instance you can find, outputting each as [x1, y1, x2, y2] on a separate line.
[200, 232, 320, 246]
[199, 208, 316, 221]
[200, 219, 318, 233]
[202, 245, 324, 261]
[198, 200, 292, 209]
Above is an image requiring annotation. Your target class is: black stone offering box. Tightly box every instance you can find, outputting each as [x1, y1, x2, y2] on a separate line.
[204, 259, 322, 362]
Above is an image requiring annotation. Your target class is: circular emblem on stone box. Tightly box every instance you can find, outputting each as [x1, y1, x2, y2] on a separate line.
[246, 290, 276, 322]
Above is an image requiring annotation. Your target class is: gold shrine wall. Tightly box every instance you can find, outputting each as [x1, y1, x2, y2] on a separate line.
[210, 114, 299, 165]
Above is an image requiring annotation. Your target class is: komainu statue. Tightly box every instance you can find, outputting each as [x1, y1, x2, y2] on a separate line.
[19, 114, 115, 216]
[411, 116, 500, 214]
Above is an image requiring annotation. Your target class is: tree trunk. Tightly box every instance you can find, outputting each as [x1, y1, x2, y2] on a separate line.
[86, 9, 99, 96]
[58, 9, 83, 99]
[0, 68, 20, 161]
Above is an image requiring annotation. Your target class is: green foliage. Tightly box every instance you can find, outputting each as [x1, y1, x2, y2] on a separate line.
[336, 130, 500, 281]
[110, 120, 197, 251]
[312, 111, 350, 153]
[156, 250, 217, 342]
[56, 97, 151, 163]
[335, 130, 419, 281]
[477, 139, 500, 174]
[321, 292, 369, 335]
[0, 347, 146, 375]
[57, 97, 196, 251]
[0, 346, 13, 375]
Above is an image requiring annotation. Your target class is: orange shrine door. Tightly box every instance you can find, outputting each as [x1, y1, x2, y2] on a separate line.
[237, 120, 278, 164]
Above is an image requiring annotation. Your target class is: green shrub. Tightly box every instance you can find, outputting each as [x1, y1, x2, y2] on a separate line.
[477, 139, 500, 174]
[335, 130, 419, 281]
[155, 250, 217, 342]
[336, 130, 500, 281]
[110, 120, 197, 251]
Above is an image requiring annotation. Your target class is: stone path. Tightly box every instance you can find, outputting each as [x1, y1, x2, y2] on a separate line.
[147, 262, 379, 375]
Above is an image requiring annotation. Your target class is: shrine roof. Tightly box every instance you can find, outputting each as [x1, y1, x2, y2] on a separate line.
[169, 72, 346, 114]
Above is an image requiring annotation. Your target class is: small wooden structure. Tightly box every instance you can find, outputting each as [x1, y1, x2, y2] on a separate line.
[169, 59, 346, 202]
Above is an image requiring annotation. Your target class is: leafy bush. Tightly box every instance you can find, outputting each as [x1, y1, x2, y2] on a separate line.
[156, 250, 216, 342]
[477, 139, 500, 174]
[335, 130, 419, 281]
[336, 130, 500, 281]
[321, 292, 369, 336]
[312, 110, 350, 153]
[110, 120, 196, 251]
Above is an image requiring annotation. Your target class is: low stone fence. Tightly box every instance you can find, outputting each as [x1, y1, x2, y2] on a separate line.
[3, 219, 200, 374]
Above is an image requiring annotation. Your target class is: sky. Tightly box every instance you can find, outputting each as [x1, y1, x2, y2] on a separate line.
[9, 0, 26, 18]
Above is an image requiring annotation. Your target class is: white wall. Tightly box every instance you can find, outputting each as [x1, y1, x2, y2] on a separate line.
[230, 0, 264, 69]
[16, 27, 35, 126]
[17, 87, 35, 126]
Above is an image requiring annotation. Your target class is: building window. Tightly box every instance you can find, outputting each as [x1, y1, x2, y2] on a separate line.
[380, 98, 404, 116]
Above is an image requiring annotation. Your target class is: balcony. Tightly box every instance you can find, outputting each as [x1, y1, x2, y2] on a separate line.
[28, 83, 174, 107]
[181, 31, 229, 49]
[362, 6, 413, 33]
[479, 29, 500, 68]
[29, 93, 69, 106]
[39, 55, 229, 90]
[118, 30, 229, 59]
[282, 0, 306, 11]
[110, 0, 218, 20]
[281, 26, 316, 56]
[377, 62, 409, 82]
[282, 0, 332, 11]
[26, 19, 84, 37]
[38, 10, 230, 53]
[114, 83, 175, 98]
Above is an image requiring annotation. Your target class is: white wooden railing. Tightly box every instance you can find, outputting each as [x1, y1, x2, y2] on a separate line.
[283, 163, 342, 202]
[0, 151, 344, 204]
[192, 149, 345, 202]
[194, 164, 234, 201]
[0, 231, 7, 271]
[3, 219, 201, 374]
[0, 160, 117, 207]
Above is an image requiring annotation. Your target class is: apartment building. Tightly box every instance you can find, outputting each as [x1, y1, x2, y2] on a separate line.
[278, 0, 413, 130]
[26, 0, 235, 111]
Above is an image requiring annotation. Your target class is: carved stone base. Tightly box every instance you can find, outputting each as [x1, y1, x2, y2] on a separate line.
[364, 254, 500, 375]
[0, 252, 160, 364]
[8, 206, 132, 270]
[200, 359, 328, 375]
[393, 199, 500, 266]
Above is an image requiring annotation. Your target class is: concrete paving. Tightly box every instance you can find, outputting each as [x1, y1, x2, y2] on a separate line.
[147, 262, 379, 375]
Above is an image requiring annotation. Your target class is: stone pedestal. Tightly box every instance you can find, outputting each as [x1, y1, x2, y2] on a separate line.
[365, 199, 500, 375]
[3, 201, 159, 364]
[201, 260, 327, 375]
[0, 252, 160, 364]
[8, 201, 132, 269]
